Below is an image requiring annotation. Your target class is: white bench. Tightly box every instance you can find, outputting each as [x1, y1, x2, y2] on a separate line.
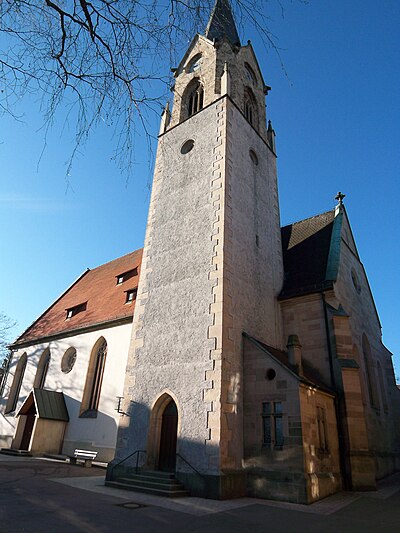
[70, 449, 98, 468]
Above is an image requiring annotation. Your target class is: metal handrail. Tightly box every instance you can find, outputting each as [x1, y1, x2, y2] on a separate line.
[176, 453, 205, 479]
[110, 449, 147, 477]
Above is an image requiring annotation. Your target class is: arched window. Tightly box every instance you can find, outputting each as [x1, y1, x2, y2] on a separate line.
[187, 53, 202, 73]
[362, 334, 379, 409]
[244, 63, 257, 85]
[244, 87, 258, 128]
[34, 348, 50, 389]
[185, 79, 204, 118]
[377, 361, 388, 413]
[80, 337, 107, 417]
[5, 353, 27, 414]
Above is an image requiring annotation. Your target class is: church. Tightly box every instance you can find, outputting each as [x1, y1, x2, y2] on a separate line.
[1, 0, 399, 504]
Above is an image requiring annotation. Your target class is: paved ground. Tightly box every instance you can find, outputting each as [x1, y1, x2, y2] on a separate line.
[1, 455, 400, 532]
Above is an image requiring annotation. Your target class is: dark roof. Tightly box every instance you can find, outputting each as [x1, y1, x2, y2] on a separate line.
[17, 389, 69, 421]
[280, 210, 337, 299]
[13, 249, 143, 346]
[205, 0, 241, 46]
[244, 333, 334, 395]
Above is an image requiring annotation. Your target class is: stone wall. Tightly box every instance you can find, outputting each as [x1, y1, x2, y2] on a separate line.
[299, 385, 342, 501]
[333, 210, 400, 478]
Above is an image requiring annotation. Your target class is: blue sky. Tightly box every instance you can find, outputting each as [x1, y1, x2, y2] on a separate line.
[1, 0, 399, 376]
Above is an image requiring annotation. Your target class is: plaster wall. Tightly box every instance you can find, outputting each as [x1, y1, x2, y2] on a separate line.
[218, 100, 283, 470]
[0, 322, 132, 461]
[117, 102, 222, 474]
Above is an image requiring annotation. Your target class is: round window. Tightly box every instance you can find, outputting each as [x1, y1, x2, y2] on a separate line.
[61, 348, 77, 374]
[266, 368, 276, 381]
[181, 139, 195, 154]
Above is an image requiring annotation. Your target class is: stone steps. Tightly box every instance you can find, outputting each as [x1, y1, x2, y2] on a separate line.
[0, 448, 32, 457]
[106, 470, 189, 498]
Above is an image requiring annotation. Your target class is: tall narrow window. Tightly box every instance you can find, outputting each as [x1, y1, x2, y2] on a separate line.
[34, 349, 50, 389]
[188, 83, 204, 117]
[244, 87, 258, 128]
[5, 353, 27, 414]
[262, 401, 283, 449]
[316, 406, 328, 452]
[81, 338, 108, 417]
[362, 334, 379, 409]
[377, 361, 388, 413]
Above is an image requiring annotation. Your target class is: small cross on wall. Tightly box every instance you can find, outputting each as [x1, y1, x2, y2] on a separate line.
[335, 191, 346, 205]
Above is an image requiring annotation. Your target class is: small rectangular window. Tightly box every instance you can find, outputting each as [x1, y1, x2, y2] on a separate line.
[262, 401, 283, 449]
[125, 289, 137, 303]
[116, 268, 138, 285]
[66, 302, 87, 319]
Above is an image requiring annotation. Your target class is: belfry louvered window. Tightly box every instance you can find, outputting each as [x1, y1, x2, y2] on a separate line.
[188, 83, 204, 117]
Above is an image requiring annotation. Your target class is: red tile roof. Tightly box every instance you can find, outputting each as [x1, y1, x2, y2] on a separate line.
[14, 249, 143, 346]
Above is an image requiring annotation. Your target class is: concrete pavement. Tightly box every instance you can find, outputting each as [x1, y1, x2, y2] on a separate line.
[1, 455, 399, 532]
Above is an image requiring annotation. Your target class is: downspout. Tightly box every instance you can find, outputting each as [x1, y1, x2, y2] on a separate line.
[321, 292, 352, 490]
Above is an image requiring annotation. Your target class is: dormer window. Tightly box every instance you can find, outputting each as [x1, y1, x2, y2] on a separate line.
[125, 289, 137, 304]
[116, 268, 137, 285]
[187, 81, 204, 118]
[66, 302, 87, 319]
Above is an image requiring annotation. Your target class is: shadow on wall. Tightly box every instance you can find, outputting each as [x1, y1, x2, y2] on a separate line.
[107, 400, 246, 500]
[61, 394, 118, 463]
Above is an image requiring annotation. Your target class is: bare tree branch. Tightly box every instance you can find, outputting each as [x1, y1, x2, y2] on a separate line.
[0, 1, 304, 178]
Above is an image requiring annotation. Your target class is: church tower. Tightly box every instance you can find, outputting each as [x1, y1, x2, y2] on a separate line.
[109, 0, 284, 498]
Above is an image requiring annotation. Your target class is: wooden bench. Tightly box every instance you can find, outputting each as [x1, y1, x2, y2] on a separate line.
[69, 449, 98, 468]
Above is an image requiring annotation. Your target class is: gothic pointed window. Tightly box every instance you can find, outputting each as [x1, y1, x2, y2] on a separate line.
[5, 353, 27, 414]
[80, 337, 108, 417]
[244, 87, 258, 128]
[185, 79, 204, 119]
[34, 348, 50, 389]
[362, 334, 379, 409]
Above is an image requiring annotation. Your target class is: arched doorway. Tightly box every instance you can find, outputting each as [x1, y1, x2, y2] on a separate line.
[158, 400, 178, 472]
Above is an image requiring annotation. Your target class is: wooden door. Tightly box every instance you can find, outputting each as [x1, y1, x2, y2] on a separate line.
[158, 400, 178, 472]
[20, 413, 35, 450]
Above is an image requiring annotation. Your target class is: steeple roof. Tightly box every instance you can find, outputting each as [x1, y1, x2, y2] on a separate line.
[205, 0, 241, 46]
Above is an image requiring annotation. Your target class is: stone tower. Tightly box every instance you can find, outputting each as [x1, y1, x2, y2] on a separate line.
[109, 0, 284, 498]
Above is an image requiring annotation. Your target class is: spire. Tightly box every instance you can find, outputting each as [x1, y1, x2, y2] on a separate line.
[205, 0, 241, 46]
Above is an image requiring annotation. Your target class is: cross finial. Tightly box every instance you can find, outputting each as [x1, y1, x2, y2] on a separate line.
[335, 191, 346, 205]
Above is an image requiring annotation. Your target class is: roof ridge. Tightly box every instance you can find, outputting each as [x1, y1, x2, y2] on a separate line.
[88, 248, 143, 272]
[281, 208, 335, 230]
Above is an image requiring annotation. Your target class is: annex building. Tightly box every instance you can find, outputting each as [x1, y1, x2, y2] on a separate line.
[1, 0, 399, 504]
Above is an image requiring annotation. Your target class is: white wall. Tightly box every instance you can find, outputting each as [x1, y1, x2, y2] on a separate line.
[0, 322, 132, 461]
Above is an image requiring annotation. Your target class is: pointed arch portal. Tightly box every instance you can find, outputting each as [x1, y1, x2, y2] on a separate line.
[158, 400, 178, 471]
[147, 393, 179, 472]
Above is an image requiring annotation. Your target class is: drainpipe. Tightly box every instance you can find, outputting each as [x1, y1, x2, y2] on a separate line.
[321, 292, 352, 490]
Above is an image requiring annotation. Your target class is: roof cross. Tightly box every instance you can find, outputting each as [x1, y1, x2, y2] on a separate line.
[335, 191, 346, 205]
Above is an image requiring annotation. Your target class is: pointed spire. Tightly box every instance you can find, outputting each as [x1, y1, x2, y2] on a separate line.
[205, 0, 241, 46]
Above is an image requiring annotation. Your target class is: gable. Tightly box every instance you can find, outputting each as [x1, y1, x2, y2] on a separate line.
[13, 249, 143, 346]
